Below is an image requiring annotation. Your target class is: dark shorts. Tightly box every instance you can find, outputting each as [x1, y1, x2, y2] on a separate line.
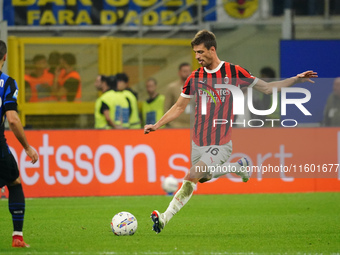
[0, 152, 20, 188]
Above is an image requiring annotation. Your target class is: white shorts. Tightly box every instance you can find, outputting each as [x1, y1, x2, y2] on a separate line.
[191, 141, 233, 168]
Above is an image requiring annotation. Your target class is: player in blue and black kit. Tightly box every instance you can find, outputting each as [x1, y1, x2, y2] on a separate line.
[0, 40, 39, 248]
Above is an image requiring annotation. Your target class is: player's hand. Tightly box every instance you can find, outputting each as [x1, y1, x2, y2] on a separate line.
[144, 124, 157, 134]
[25, 146, 39, 164]
[296, 70, 318, 83]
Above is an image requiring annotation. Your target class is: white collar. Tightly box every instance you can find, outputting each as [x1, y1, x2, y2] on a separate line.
[204, 61, 224, 73]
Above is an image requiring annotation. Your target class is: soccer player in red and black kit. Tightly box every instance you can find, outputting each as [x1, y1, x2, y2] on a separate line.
[144, 30, 317, 234]
[0, 40, 39, 247]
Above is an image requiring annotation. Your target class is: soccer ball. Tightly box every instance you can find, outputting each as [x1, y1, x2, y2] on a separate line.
[111, 211, 138, 236]
[162, 176, 179, 194]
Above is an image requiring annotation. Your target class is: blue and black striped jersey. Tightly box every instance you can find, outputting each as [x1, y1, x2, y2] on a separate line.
[0, 71, 19, 145]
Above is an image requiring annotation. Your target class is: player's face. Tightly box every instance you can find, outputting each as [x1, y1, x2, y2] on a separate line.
[193, 44, 213, 68]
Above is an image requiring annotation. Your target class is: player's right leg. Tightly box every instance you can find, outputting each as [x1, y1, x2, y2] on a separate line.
[150, 161, 206, 234]
[8, 177, 30, 248]
[1, 151, 29, 248]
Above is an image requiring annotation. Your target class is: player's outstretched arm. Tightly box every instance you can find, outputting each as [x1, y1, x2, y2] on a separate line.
[254, 70, 318, 95]
[144, 96, 190, 134]
[295, 70, 318, 83]
[6, 110, 38, 164]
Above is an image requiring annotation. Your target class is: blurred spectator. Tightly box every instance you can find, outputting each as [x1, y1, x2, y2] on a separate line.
[116, 73, 141, 129]
[53, 53, 81, 102]
[47, 51, 60, 75]
[251, 67, 280, 126]
[323, 77, 340, 126]
[116, 72, 138, 99]
[24, 59, 34, 75]
[235, 67, 279, 128]
[94, 75, 121, 129]
[141, 78, 165, 126]
[164, 63, 192, 128]
[260, 67, 281, 126]
[258, 67, 275, 113]
[107, 75, 130, 128]
[24, 59, 34, 102]
[24, 54, 54, 102]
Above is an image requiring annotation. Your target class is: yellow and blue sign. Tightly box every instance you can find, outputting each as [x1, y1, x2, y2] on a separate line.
[3, 0, 217, 26]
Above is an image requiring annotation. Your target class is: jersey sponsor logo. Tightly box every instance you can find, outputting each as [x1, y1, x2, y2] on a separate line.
[198, 81, 224, 115]
[198, 81, 223, 104]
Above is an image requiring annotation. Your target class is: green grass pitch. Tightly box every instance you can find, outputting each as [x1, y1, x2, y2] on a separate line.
[0, 192, 339, 255]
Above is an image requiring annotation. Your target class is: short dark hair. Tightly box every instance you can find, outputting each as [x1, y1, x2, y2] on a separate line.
[0, 40, 7, 60]
[116, 73, 129, 83]
[178, 62, 190, 71]
[147, 77, 157, 85]
[61, 53, 76, 66]
[260, 67, 276, 78]
[33, 54, 46, 63]
[100, 75, 107, 83]
[191, 30, 217, 50]
[48, 51, 60, 66]
[106, 75, 117, 90]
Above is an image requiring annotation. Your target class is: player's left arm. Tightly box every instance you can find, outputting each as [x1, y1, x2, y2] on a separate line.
[6, 111, 38, 164]
[253, 70, 318, 95]
[144, 73, 193, 134]
[144, 95, 190, 134]
[4, 79, 38, 164]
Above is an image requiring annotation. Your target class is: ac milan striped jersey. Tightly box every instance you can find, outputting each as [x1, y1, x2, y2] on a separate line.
[181, 61, 258, 146]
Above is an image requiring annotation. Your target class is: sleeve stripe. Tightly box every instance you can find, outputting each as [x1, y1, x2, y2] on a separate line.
[249, 77, 259, 88]
[236, 65, 258, 87]
[181, 92, 193, 98]
[4, 102, 18, 112]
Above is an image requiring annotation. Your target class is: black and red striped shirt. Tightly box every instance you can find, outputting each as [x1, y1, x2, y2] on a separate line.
[181, 61, 258, 146]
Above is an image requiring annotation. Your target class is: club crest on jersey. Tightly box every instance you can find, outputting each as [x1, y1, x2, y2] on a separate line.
[223, 77, 231, 96]
[224, 76, 229, 84]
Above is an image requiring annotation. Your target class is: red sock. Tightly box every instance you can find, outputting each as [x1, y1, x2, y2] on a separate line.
[13, 235, 23, 242]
